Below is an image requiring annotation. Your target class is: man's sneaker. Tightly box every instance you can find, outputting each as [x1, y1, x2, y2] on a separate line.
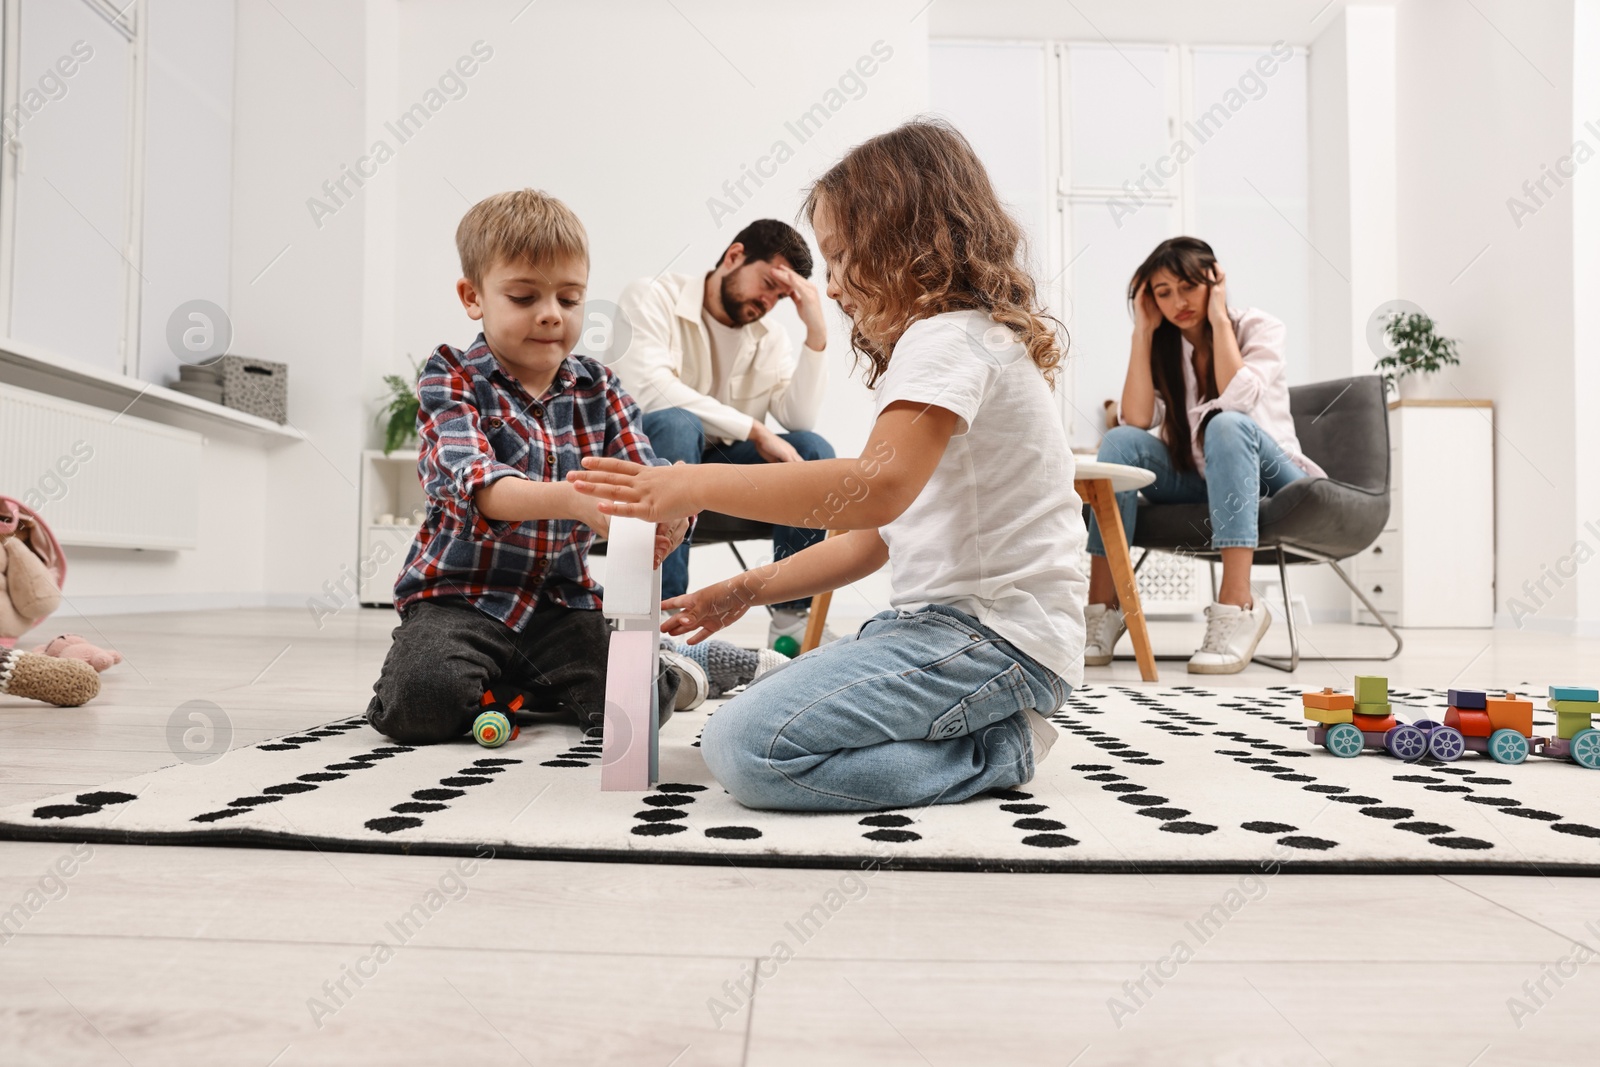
[1082, 603, 1127, 667]
[1187, 601, 1272, 675]
[768, 607, 838, 650]
[658, 647, 708, 713]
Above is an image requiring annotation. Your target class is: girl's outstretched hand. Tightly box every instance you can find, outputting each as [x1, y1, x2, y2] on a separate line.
[660, 583, 754, 644]
[569, 457, 698, 522]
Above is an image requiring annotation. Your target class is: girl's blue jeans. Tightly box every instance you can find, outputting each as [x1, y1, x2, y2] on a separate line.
[1086, 411, 1309, 555]
[700, 604, 1068, 812]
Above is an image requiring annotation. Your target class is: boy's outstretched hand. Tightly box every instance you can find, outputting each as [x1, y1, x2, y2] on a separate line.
[661, 582, 755, 644]
[570, 457, 698, 522]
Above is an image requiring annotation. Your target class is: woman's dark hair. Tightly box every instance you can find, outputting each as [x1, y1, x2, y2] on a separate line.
[1128, 236, 1220, 474]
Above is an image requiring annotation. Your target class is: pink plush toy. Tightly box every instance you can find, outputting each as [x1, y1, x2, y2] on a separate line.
[31, 633, 121, 673]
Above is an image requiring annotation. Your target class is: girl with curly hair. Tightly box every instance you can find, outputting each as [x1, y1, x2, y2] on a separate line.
[570, 119, 1087, 812]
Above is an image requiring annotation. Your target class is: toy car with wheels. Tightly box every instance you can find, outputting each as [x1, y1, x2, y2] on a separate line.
[1303, 682, 1600, 768]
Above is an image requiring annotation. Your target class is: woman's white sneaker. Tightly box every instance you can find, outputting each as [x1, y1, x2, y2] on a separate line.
[1083, 603, 1127, 667]
[1187, 601, 1272, 674]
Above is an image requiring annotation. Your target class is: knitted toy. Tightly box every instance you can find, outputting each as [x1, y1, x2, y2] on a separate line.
[31, 633, 122, 673]
[0, 496, 66, 648]
[0, 648, 99, 707]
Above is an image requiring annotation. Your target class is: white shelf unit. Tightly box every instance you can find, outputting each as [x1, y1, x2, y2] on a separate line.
[1350, 400, 1495, 628]
[358, 449, 427, 607]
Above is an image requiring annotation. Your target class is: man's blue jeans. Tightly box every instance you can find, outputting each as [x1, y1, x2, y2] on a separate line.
[700, 604, 1068, 811]
[1086, 411, 1309, 556]
[640, 408, 834, 608]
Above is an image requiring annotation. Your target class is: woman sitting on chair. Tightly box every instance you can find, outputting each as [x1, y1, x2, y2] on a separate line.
[1086, 236, 1324, 675]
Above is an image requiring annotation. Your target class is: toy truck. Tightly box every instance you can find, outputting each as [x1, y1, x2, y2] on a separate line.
[1303, 679, 1600, 768]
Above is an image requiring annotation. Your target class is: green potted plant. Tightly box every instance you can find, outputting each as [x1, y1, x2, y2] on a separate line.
[377, 361, 421, 454]
[1375, 311, 1461, 399]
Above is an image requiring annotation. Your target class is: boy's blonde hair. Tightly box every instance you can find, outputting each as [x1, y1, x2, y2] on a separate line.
[455, 188, 588, 286]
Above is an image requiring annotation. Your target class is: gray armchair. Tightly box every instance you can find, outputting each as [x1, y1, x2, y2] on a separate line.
[1124, 373, 1401, 671]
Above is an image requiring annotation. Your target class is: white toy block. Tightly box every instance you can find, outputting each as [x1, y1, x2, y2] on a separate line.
[600, 517, 662, 791]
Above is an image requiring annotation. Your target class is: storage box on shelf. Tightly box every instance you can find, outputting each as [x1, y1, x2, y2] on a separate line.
[358, 449, 426, 606]
[1351, 399, 1493, 628]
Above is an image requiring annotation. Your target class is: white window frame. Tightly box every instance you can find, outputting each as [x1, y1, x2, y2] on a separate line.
[0, 0, 148, 376]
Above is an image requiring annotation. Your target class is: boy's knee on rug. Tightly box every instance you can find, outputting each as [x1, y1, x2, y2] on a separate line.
[367, 662, 482, 744]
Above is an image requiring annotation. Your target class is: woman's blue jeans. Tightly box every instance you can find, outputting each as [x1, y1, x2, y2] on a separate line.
[700, 604, 1068, 812]
[1086, 411, 1309, 556]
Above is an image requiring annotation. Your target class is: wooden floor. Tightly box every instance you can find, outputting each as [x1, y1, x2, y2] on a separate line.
[2, 606, 1598, 1065]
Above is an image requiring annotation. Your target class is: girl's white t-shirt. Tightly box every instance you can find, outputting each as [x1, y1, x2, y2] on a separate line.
[874, 309, 1088, 686]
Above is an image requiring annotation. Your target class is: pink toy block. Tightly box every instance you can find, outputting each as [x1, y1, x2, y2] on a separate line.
[599, 517, 663, 791]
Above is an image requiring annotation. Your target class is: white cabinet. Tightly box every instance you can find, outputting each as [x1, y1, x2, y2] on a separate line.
[357, 450, 427, 607]
[1350, 401, 1494, 627]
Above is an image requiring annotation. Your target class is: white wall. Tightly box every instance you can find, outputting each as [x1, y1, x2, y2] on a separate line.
[229, 0, 370, 616]
[1572, 0, 1600, 635]
[931, 0, 1395, 48]
[1394, 0, 1582, 630]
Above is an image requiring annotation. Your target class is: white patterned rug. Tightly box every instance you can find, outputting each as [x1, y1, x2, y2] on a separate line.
[2, 686, 1597, 873]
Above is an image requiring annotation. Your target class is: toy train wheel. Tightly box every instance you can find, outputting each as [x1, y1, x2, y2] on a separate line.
[1324, 722, 1364, 758]
[1427, 725, 1465, 762]
[1385, 724, 1427, 762]
[1487, 728, 1530, 765]
[1571, 728, 1600, 770]
[472, 709, 516, 748]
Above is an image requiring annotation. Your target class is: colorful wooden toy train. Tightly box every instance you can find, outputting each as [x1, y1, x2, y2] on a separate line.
[1303, 677, 1600, 768]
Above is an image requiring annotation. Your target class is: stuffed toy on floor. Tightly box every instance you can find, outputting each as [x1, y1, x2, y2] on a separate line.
[30, 633, 122, 672]
[0, 648, 99, 706]
[1, 496, 113, 705]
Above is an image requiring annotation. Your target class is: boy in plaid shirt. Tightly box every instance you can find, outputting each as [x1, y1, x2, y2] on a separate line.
[368, 189, 705, 744]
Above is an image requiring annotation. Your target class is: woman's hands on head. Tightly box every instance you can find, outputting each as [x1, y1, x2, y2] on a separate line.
[1206, 264, 1229, 326]
[1133, 280, 1162, 340]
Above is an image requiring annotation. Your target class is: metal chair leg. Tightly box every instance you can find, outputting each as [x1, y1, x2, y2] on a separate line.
[1252, 551, 1404, 672]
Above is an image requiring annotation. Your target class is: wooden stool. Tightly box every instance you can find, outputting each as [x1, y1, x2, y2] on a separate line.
[1075, 460, 1159, 682]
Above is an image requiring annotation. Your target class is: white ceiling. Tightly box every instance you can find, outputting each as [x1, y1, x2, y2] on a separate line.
[928, 0, 1392, 47]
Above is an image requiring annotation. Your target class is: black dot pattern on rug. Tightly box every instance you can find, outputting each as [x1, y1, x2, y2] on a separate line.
[859, 812, 920, 843]
[1359, 807, 1414, 821]
[1277, 835, 1338, 851]
[251, 718, 368, 753]
[704, 825, 762, 840]
[181, 738, 423, 826]
[363, 751, 523, 834]
[864, 829, 920, 843]
[38, 685, 1594, 871]
[1429, 836, 1494, 850]
[634, 809, 688, 823]
[631, 783, 699, 837]
[29, 790, 141, 821]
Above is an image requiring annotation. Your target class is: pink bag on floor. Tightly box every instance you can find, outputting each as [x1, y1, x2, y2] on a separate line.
[0, 496, 67, 647]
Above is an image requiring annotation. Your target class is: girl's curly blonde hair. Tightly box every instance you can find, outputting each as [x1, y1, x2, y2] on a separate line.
[802, 118, 1065, 388]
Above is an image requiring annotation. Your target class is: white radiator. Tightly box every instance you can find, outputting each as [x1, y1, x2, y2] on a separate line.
[0, 382, 201, 549]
